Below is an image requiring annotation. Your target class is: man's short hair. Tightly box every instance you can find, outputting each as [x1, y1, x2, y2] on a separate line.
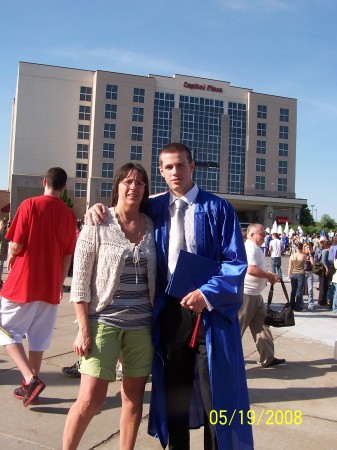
[45, 167, 67, 191]
[247, 223, 262, 235]
[159, 142, 193, 166]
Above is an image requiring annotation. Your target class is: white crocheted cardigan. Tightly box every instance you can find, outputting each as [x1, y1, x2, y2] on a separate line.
[70, 208, 156, 315]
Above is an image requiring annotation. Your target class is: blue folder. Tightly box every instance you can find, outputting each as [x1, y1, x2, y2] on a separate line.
[166, 249, 220, 299]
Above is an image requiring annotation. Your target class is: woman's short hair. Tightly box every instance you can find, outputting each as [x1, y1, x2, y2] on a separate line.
[111, 163, 149, 208]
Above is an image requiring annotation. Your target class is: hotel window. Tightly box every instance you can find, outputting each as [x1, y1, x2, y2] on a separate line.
[279, 161, 288, 174]
[130, 145, 142, 160]
[76, 163, 88, 178]
[279, 143, 288, 157]
[78, 125, 89, 140]
[151, 91, 175, 194]
[132, 107, 144, 122]
[104, 123, 116, 139]
[133, 88, 145, 103]
[79, 105, 91, 121]
[102, 143, 115, 159]
[280, 108, 289, 122]
[101, 182, 113, 198]
[255, 176, 265, 190]
[279, 125, 288, 139]
[131, 126, 143, 141]
[102, 162, 114, 178]
[256, 140, 266, 154]
[77, 144, 88, 159]
[80, 86, 92, 102]
[256, 158, 266, 172]
[257, 105, 267, 119]
[227, 101, 246, 195]
[278, 178, 287, 192]
[257, 122, 266, 136]
[106, 84, 118, 100]
[74, 182, 87, 198]
[105, 104, 117, 120]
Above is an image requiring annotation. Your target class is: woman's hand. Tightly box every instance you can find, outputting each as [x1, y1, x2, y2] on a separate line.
[73, 330, 92, 357]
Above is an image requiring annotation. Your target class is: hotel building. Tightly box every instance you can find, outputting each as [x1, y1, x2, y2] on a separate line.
[8, 62, 306, 224]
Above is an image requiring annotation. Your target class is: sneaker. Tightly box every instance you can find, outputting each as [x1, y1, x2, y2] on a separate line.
[13, 384, 39, 405]
[62, 361, 81, 378]
[262, 358, 286, 368]
[21, 376, 46, 407]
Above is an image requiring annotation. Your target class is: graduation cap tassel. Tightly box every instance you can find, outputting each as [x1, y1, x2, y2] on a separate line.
[189, 314, 201, 348]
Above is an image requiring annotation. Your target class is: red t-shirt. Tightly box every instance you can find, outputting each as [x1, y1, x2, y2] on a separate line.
[1, 195, 76, 304]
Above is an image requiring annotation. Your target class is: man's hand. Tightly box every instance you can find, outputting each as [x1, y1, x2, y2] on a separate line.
[73, 331, 92, 357]
[84, 203, 107, 225]
[7, 255, 17, 271]
[267, 272, 279, 284]
[180, 290, 207, 313]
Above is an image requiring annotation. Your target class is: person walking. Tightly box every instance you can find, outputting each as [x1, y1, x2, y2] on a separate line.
[269, 232, 284, 280]
[0, 167, 76, 406]
[239, 223, 286, 368]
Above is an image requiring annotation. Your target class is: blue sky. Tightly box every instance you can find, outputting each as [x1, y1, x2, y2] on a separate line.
[1, 0, 336, 221]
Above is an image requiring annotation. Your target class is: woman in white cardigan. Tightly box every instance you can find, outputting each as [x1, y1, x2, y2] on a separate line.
[63, 163, 156, 450]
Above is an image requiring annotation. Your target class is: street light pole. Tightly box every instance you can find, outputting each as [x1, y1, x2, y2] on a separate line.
[310, 204, 315, 217]
[315, 209, 317, 222]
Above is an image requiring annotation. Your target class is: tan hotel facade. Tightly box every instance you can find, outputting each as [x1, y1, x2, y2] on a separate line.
[8, 62, 306, 224]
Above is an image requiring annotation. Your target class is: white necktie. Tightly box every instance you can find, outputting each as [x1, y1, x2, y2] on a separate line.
[168, 198, 186, 278]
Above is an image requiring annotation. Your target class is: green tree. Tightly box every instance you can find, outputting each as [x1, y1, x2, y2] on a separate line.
[300, 204, 314, 226]
[60, 188, 73, 208]
[319, 214, 337, 231]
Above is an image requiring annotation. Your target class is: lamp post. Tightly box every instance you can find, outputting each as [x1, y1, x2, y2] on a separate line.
[310, 204, 315, 217]
[315, 209, 317, 222]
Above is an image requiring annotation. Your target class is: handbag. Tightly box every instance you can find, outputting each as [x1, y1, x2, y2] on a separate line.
[264, 279, 295, 327]
[313, 262, 325, 275]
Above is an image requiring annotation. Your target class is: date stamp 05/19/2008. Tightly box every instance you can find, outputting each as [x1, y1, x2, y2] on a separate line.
[209, 409, 303, 426]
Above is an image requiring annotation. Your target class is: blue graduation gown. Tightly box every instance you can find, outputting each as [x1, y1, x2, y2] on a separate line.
[146, 189, 254, 449]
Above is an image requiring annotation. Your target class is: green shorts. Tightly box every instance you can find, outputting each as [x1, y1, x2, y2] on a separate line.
[79, 320, 154, 381]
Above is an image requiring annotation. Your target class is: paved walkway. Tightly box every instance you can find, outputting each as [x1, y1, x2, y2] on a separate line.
[0, 256, 336, 449]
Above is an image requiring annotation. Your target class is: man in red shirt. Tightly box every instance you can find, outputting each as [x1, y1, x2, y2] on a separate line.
[0, 167, 76, 407]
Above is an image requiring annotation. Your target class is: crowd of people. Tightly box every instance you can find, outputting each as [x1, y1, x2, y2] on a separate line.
[0, 144, 336, 449]
[262, 229, 337, 313]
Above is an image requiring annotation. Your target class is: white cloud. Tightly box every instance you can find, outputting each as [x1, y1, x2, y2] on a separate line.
[300, 97, 337, 118]
[48, 45, 219, 79]
[214, 0, 296, 12]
